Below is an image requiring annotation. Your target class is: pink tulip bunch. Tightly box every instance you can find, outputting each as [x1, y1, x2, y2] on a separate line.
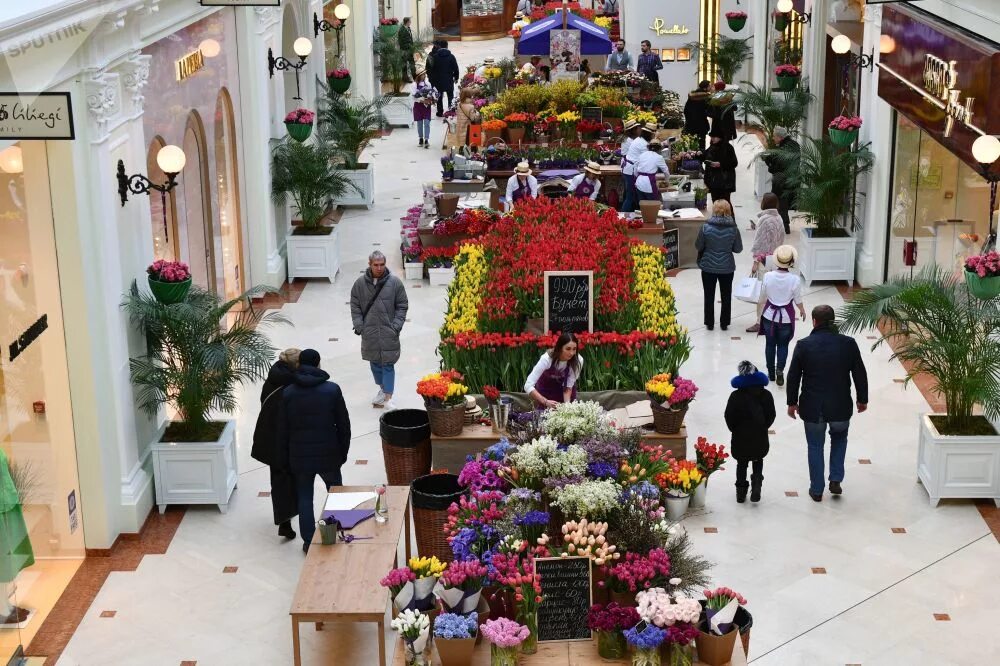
[380, 567, 417, 598]
[147, 259, 191, 283]
[829, 115, 863, 131]
[480, 618, 530, 648]
[605, 548, 672, 593]
[704, 586, 748, 610]
[440, 559, 488, 591]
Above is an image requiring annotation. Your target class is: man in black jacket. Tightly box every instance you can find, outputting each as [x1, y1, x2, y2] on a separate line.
[278, 349, 352, 552]
[427, 39, 459, 117]
[765, 127, 800, 234]
[683, 80, 711, 151]
[786, 305, 869, 502]
[398, 17, 416, 81]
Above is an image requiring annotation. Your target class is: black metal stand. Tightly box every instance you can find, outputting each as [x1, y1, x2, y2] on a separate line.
[267, 48, 308, 100]
[116, 159, 178, 207]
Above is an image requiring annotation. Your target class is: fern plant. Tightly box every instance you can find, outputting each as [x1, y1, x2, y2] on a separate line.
[684, 35, 752, 84]
[271, 136, 356, 227]
[317, 84, 389, 170]
[123, 283, 289, 441]
[839, 266, 1000, 434]
[735, 81, 814, 148]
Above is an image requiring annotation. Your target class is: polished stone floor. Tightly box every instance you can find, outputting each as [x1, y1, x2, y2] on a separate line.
[57, 38, 1000, 665]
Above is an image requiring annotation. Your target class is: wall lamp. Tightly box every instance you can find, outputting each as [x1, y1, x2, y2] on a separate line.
[117, 145, 186, 207]
[314, 4, 351, 37]
[268, 37, 313, 100]
[973, 134, 1000, 249]
[831, 35, 875, 72]
[776, 0, 810, 24]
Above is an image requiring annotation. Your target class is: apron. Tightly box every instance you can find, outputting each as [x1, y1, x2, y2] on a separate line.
[758, 301, 796, 338]
[535, 363, 577, 406]
[574, 179, 595, 198]
[512, 178, 531, 203]
[637, 172, 660, 197]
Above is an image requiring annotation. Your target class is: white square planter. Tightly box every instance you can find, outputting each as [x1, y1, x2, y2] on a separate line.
[152, 420, 238, 514]
[798, 229, 856, 288]
[286, 227, 340, 282]
[404, 262, 424, 280]
[918, 414, 1000, 507]
[336, 163, 376, 209]
[428, 266, 455, 286]
[384, 95, 414, 127]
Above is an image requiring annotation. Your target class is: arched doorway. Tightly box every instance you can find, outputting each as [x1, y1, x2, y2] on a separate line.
[179, 111, 215, 291]
[147, 135, 179, 262]
[213, 89, 245, 301]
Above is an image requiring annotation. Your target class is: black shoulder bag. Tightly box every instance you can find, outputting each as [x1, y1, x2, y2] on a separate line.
[360, 277, 390, 323]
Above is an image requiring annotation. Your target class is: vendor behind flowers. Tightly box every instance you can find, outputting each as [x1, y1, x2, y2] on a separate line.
[524, 332, 584, 408]
[568, 161, 603, 200]
[505, 161, 539, 211]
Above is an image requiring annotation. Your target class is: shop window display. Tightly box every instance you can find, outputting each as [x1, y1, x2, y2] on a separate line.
[0, 142, 86, 660]
[886, 113, 992, 279]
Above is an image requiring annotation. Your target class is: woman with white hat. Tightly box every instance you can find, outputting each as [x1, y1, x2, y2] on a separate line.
[633, 139, 669, 201]
[568, 162, 603, 200]
[505, 162, 538, 211]
[758, 244, 806, 386]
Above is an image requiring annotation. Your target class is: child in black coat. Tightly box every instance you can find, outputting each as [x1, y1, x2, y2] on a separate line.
[724, 361, 776, 503]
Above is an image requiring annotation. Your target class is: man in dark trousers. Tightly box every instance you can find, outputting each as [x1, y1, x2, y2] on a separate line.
[683, 80, 712, 151]
[766, 127, 800, 234]
[427, 39, 459, 117]
[278, 349, 352, 552]
[786, 305, 869, 502]
[398, 17, 416, 81]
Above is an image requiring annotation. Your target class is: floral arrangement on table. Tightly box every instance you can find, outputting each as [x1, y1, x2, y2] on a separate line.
[479, 102, 505, 121]
[658, 90, 685, 129]
[490, 545, 545, 653]
[147, 259, 191, 284]
[381, 556, 447, 612]
[694, 437, 729, 478]
[480, 617, 530, 665]
[656, 458, 704, 498]
[283, 108, 315, 125]
[433, 611, 478, 640]
[434, 208, 501, 236]
[587, 602, 639, 658]
[482, 119, 508, 133]
[828, 115, 862, 132]
[420, 245, 458, 268]
[635, 586, 702, 664]
[774, 64, 802, 77]
[626, 109, 659, 127]
[703, 586, 747, 635]
[443, 244, 489, 337]
[402, 241, 423, 264]
[965, 251, 1000, 278]
[646, 374, 699, 411]
[435, 559, 489, 614]
[391, 609, 430, 666]
[576, 118, 604, 137]
[416, 370, 468, 408]
[503, 112, 535, 129]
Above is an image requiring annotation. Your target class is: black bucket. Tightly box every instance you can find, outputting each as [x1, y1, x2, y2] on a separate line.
[411, 473, 465, 561]
[380, 409, 431, 447]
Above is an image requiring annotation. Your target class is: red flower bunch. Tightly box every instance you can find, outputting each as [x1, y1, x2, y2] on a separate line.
[577, 119, 604, 134]
[327, 68, 350, 79]
[504, 112, 536, 128]
[694, 437, 729, 476]
[147, 259, 191, 283]
[774, 64, 801, 77]
[828, 115, 862, 131]
[966, 251, 1000, 278]
[662, 622, 700, 647]
[483, 385, 501, 402]
[587, 603, 640, 632]
[445, 330, 677, 354]
[420, 245, 458, 268]
[704, 586, 747, 610]
[284, 108, 315, 125]
[434, 208, 500, 236]
[604, 548, 671, 593]
[443, 490, 506, 539]
[380, 17, 399, 25]
[441, 559, 489, 591]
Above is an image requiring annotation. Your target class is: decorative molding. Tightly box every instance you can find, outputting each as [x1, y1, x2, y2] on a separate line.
[117, 53, 151, 116]
[97, 10, 128, 35]
[864, 3, 883, 23]
[133, 0, 160, 16]
[84, 71, 122, 143]
[255, 7, 281, 32]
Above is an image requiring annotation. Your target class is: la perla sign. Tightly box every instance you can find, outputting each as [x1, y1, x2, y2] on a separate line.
[922, 54, 975, 138]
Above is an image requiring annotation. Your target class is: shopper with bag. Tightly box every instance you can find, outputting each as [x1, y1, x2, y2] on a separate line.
[695, 199, 742, 331]
[449, 87, 479, 149]
[758, 245, 806, 386]
[745, 193, 786, 332]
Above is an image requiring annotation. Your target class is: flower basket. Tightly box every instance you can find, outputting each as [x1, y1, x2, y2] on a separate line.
[380, 24, 400, 38]
[427, 404, 465, 437]
[147, 276, 192, 304]
[285, 121, 313, 142]
[436, 637, 475, 666]
[411, 473, 463, 563]
[776, 75, 798, 91]
[506, 127, 525, 144]
[696, 624, 739, 666]
[774, 14, 788, 31]
[828, 127, 858, 147]
[727, 16, 747, 32]
[650, 402, 687, 434]
[965, 271, 1000, 300]
[380, 409, 432, 486]
[328, 74, 351, 94]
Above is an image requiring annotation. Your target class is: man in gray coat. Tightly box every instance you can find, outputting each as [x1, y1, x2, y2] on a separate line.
[351, 251, 409, 409]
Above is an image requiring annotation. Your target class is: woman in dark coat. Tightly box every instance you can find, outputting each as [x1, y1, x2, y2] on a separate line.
[251, 348, 301, 540]
[724, 361, 776, 504]
[683, 81, 712, 150]
[702, 129, 739, 204]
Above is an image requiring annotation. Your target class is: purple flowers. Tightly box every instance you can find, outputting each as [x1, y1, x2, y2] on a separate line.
[588, 461, 618, 479]
[458, 456, 504, 492]
[587, 603, 640, 632]
[480, 618, 530, 648]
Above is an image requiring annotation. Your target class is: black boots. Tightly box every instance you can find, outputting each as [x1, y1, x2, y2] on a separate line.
[735, 481, 749, 503]
[278, 520, 296, 540]
[750, 474, 763, 502]
[776, 371, 784, 387]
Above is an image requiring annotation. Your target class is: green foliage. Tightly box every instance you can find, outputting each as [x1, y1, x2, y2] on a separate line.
[123, 283, 289, 440]
[735, 81, 814, 148]
[317, 83, 389, 170]
[839, 266, 1000, 433]
[373, 27, 431, 94]
[684, 35, 753, 84]
[270, 137, 355, 226]
[548, 79, 585, 113]
[497, 83, 552, 114]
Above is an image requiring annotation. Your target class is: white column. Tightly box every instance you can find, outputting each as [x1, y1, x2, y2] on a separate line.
[751, 0, 769, 89]
[346, 0, 378, 99]
[802, 0, 828, 141]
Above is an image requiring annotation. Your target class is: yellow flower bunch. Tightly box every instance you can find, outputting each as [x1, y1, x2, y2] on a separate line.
[443, 244, 487, 336]
[556, 110, 581, 126]
[645, 373, 676, 403]
[483, 66, 503, 79]
[479, 102, 506, 121]
[408, 556, 447, 578]
[631, 245, 681, 337]
[626, 109, 658, 126]
[594, 16, 612, 29]
[675, 466, 703, 492]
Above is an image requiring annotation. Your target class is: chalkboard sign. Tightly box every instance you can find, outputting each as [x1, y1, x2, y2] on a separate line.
[663, 228, 679, 270]
[535, 556, 592, 642]
[581, 106, 603, 124]
[544, 271, 593, 335]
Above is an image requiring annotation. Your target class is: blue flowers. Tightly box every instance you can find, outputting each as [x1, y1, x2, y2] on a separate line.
[587, 461, 618, 479]
[485, 438, 514, 461]
[625, 481, 660, 500]
[513, 510, 550, 527]
[450, 528, 478, 561]
[433, 612, 478, 640]
[624, 624, 667, 650]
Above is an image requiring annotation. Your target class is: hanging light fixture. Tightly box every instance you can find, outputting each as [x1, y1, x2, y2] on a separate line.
[117, 145, 186, 206]
[831, 34, 874, 71]
[267, 37, 313, 100]
[972, 135, 1000, 252]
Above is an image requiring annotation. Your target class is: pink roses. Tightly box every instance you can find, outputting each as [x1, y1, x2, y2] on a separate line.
[147, 260, 190, 283]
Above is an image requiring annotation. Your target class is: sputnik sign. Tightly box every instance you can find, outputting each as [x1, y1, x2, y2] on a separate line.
[0, 92, 74, 140]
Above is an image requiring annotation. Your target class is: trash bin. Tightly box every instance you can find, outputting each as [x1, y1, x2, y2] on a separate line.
[380, 409, 432, 486]
[410, 473, 465, 562]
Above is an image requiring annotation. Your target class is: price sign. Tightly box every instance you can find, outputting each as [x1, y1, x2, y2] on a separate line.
[662, 227, 679, 270]
[544, 271, 593, 335]
[535, 556, 592, 642]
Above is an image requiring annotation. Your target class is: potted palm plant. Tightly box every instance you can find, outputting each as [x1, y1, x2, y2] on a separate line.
[762, 137, 874, 286]
[271, 136, 357, 281]
[839, 266, 1000, 508]
[736, 81, 814, 197]
[373, 27, 429, 126]
[683, 35, 753, 84]
[124, 283, 287, 514]
[318, 85, 389, 208]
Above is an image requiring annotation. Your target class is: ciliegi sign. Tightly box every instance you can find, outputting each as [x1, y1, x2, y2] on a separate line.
[0, 92, 74, 140]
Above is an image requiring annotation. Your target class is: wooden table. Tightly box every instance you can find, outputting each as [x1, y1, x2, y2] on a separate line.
[431, 424, 687, 473]
[441, 178, 486, 194]
[290, 486, 411, 666]
[390, 633, 747, 665]
[627, 216, 707, 269]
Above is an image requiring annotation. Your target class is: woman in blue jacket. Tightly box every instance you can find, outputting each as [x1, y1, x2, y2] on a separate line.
[695, 199, 742, 330]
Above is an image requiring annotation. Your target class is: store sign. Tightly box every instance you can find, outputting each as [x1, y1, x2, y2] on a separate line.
[649, 19, 689, 36]
[0, 92, 74, 139]
[920, 54, 975, 138]
[8, 314, 48, 362]
[175, 49, 205, 82]
[200, 1, 280, 6]
[663, 227, 679, 270]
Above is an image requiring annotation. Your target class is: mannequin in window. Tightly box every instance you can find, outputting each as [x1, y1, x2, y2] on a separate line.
[0, 449, 33, 625]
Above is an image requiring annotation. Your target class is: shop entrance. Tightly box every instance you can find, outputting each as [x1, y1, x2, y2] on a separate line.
[179, 112, 216, 291]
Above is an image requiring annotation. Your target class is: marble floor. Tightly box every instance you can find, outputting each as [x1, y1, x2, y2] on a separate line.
[56, 38, 1000, 666]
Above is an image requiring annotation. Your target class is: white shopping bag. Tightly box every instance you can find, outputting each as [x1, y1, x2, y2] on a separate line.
[734, 275, 762, 303]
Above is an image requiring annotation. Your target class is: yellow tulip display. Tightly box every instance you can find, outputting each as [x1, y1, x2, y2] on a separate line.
[631, 245, 683, 338]
[443, 243, 487, 336]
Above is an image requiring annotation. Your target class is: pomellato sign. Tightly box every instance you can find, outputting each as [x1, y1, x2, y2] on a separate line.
[649, 19, 689, 36]
[0, 92, 74, 139]
[920, 54, 975, 138]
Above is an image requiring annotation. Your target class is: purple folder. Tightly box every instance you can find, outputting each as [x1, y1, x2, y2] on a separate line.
[320, 509, 375, 529]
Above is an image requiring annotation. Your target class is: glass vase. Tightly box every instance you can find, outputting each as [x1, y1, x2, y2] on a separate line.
[490, 644, 518, 666]
[403, 639, 429, 666]
[374, 484, 388, 523]
[596, 630, 627, 659]
[519, 608, 538, 654]
[632, 647, 662, 666]
[665, 643, 693, 666]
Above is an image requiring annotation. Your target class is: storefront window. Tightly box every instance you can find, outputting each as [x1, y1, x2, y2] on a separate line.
[0, 141, 86, 660]
[886, 113, 993, 279]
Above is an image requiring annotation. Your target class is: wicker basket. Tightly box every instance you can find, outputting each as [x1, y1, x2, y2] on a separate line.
[427, 405, 465, 437]
[651, 402, 687, 434]
[380, 409, 432, 486]
[411, 473, 464, 562]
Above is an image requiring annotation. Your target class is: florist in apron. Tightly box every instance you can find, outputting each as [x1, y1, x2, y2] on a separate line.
[524, 333, 584, 409]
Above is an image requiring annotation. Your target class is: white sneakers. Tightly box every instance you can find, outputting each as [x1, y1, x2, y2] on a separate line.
[372, 390, 386, 407]
[384, 399, 398, 410]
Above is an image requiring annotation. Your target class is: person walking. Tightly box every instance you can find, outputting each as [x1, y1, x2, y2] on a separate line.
[412, 70, 436, 148]
[766, 127, 800, 234]
[695, 199, 742, 330]
[252, 348, 302, 541]
[277, 349, 351, 553]
[633, 139, 669, 202]
[786, 305, 869, 502]
[636, 40, 662, 84]
[758, 245, 806, 385]
[607, 39, 632, 71]
[398, 17, 417, 81]
[702, 129, 738, 204]
[449, 87, 478, 148]
[350, 251, 409, 410]
[724, 361, 775, 503]
[427, 39, 459, 117]
[683, 80, 712, 151]
[746, 193, 786, 333]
